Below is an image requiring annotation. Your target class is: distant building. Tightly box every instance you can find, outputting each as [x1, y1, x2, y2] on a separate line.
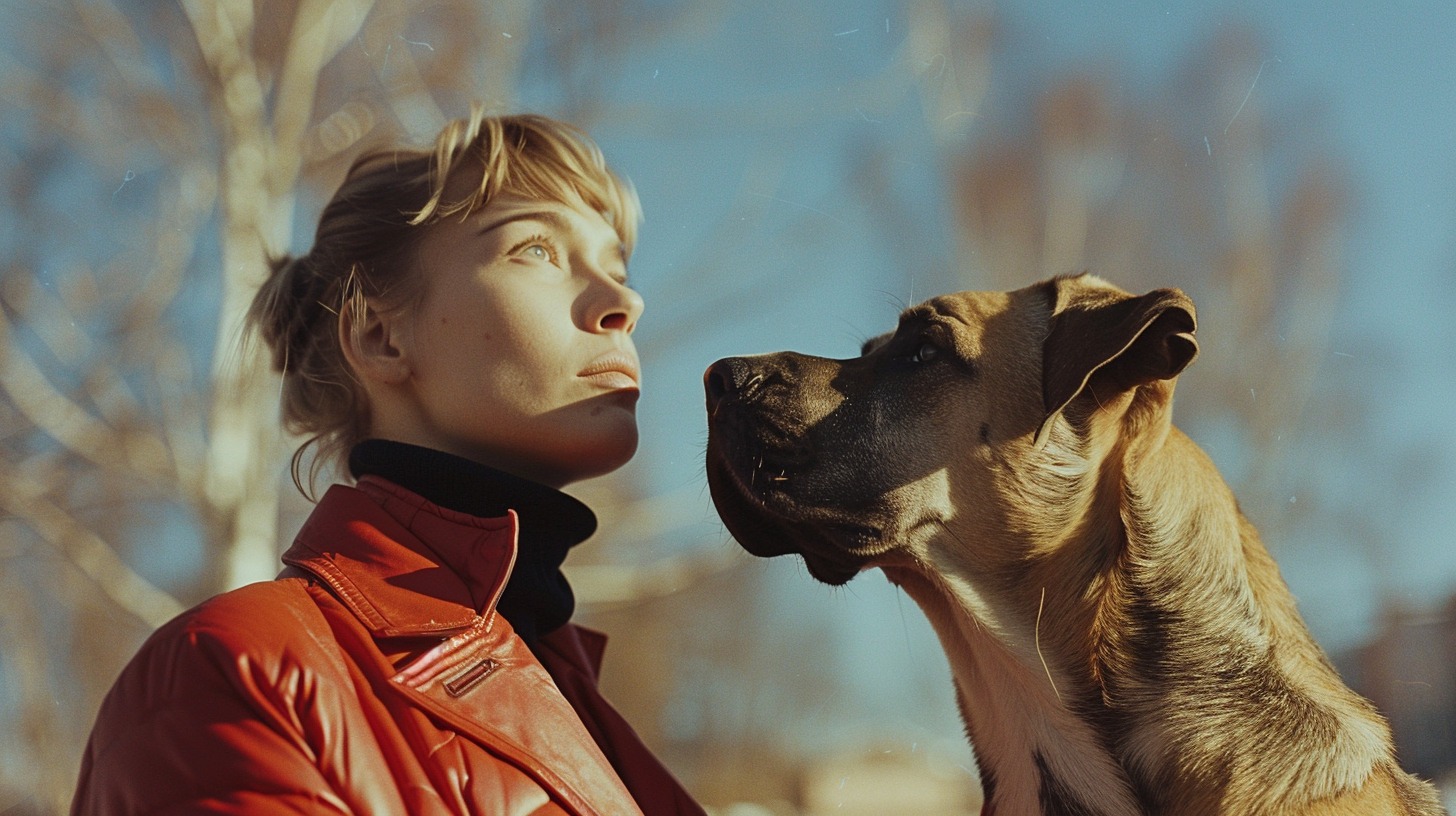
[1338, 595, 1456, 779]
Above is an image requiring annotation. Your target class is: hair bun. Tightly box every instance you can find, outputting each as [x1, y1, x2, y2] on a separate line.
[257, 252, 332, 373]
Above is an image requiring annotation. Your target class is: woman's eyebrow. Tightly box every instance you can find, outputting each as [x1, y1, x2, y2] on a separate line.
[474, 209, 569, 237]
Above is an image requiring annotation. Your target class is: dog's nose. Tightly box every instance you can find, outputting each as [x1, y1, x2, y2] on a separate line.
[704, 357, 755, 412]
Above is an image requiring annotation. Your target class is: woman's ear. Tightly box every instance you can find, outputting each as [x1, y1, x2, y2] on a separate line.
[338, 297, 412, 386]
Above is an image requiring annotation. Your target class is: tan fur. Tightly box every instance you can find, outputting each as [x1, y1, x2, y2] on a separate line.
[705, 275, 1445, 816]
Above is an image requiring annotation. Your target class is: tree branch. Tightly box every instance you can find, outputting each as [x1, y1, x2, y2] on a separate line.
[269, 0, 375, 201]
[0, 461, 185, 629]
[0, 302, 171, 483]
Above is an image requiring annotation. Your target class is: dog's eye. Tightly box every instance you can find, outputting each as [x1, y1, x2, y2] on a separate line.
[910, 340, 941, 363]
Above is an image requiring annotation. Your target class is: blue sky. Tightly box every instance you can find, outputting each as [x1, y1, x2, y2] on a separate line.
[996, 0, 1456, 642]
[410, 0, 1454, 755]
[2, 0, 1450, 772]
[1062, 1, 1455, 631]
[527, 0, 1456, 663]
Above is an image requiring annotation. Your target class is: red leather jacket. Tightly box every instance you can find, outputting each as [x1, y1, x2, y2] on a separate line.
[72, 476, 706, 815]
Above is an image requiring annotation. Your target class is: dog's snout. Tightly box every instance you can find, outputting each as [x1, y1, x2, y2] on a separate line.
[704, 357, 757, 411]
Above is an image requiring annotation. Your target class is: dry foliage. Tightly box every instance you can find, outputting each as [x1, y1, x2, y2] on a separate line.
[0, 3, 1357, 813]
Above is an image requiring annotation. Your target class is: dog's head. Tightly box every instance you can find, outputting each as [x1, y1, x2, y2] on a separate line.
[704, 274, 1197, 585]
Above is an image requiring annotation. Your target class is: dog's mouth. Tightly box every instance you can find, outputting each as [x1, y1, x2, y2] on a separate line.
[705, 427, 895, 586]
[704, 353, 911, 585]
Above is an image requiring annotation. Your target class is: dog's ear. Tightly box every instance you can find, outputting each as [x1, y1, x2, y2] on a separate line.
[1035, 276, 1198, 446]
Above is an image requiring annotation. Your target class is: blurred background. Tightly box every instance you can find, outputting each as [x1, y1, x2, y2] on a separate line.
[1, 0, 1453, 813]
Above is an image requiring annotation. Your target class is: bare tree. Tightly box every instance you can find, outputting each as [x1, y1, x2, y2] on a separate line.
[915, 25, 1350, 534]
[0, 1, 814, 809]
[0, 1, 535, 808]
[719, 18, 1356, 813]
[0, 3, 1367, 814]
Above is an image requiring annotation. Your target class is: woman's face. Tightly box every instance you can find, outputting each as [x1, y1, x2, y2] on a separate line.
[393, 191, 644, 487]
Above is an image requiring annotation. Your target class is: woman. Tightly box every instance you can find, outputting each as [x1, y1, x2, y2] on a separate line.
[72, 110, 707, 815]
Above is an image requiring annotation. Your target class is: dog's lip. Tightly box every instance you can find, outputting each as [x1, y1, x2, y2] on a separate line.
[707, 441, 894, 571]
[578, 351, 641, 386]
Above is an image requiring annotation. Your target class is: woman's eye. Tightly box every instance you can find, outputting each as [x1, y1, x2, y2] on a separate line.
[509, 235, 559, 264]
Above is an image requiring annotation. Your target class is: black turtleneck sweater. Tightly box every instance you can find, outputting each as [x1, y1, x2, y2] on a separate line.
[348, 439, 597, 648]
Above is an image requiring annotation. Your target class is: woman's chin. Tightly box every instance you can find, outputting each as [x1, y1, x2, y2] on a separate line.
[567, 434, 639, 484]
[532, 413, 638, 486]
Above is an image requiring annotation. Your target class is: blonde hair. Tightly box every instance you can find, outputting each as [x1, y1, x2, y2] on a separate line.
[247, 108, 642, 497]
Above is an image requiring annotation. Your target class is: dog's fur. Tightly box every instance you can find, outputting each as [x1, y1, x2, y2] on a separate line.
[704, 275, 1444, 815]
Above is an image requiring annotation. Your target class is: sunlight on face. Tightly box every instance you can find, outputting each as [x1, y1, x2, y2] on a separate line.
[398, 192, 645, 486]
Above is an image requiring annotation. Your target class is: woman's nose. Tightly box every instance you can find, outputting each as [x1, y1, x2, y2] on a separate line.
[590, 280, 644, 334]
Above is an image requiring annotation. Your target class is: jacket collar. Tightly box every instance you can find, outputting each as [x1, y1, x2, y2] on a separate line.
[347, 439, 595, 643]
[281, 477, 519, 638]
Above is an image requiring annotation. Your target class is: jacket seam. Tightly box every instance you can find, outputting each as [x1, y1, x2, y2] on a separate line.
[286, 554, 391, 632]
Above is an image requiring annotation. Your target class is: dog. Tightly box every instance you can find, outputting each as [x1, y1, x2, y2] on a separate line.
[704, 274, 1444, 816]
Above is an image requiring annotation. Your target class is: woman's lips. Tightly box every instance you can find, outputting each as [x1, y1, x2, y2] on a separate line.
[578, 352, 641, 391]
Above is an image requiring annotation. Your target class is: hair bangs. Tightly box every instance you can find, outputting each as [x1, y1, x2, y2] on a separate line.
[414, 109, 641, 257]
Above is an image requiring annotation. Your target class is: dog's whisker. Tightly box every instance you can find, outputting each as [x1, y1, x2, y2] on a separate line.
[894, 585, 917, 657]
[1036, 585, 1063, 705]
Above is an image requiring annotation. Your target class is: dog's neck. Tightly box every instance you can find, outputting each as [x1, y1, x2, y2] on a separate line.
[1099, 427, 1391, 812]
[887, 563, 1146, 816]
[888, 417, 1394, 816]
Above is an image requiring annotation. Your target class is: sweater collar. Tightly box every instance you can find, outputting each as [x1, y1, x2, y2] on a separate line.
[347, 439, 595, 643]
[347, 439, 597, 542]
